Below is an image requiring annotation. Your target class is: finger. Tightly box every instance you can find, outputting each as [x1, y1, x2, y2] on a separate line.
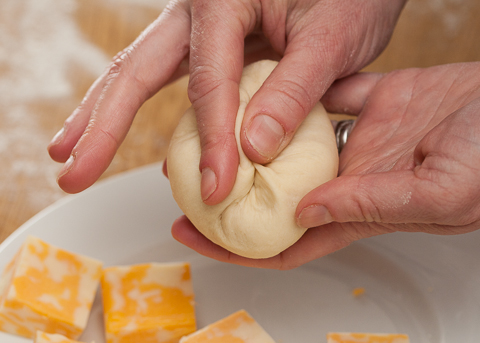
[188, 1, 257, 205]
[239, 51, 333, 165]
[48, 70, 109, 163]
[321, 72, 383, 115]
[56, 3, 191, 193]
[240, 0, 403, 164]
[296, 170, 444, 229]
[239, 15, 358, 164]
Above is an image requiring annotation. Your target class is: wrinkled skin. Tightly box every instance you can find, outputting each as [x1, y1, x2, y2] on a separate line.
[48, 0, 406, 203]
[172, 62, 480, 269]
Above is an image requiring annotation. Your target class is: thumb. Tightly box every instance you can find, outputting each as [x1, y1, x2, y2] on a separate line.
[240, 53, 338, 165]
[296, 170, 436, 228]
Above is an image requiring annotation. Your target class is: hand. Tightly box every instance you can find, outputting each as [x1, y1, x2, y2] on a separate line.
[172, 62, 480, 269]
[48, 0, 406, 202]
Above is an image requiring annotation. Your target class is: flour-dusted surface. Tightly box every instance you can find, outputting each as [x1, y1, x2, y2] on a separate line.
[0, 0, 189, 243]
[0, 0, 110, 225]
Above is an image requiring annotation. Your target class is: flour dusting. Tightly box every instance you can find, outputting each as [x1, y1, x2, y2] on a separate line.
[404, 0, 473, 36]
[0, 0, 110, 211]
[0, 0, 109, 104]
[401, 192, 412, 206]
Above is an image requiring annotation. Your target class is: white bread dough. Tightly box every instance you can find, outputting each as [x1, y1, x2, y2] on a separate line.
[167, 60, 338, 259]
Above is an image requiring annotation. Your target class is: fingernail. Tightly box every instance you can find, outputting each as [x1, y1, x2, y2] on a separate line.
[49, 127, 65, 147]
[246, 114, 285, 160]
[57, 154, 75, 180]
[297, 205, 333, 228]
[201, 167, 217, 201]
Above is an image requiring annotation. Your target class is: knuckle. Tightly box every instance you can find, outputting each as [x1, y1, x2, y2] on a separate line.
[99, 128, 120, 150]
[105, 47, 151, 101]
[200, 128, 236, 153]
[106, 48, 135, 85]
[84, 118, 120, 151]
[348, 189, 383, 223]
[188, 63, 237, 106]
[188, 65, 221, 104]
[270, 77, 312, 118]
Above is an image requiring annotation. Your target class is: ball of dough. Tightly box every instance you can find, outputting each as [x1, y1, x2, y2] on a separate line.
[167, 60, 338, 259]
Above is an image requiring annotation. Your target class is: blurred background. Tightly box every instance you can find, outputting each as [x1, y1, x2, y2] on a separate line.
[1, 0, 479, 243]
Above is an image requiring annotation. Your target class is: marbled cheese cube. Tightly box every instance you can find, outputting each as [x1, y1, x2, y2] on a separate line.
[327, 332, 410, 343]
[101, 262, 196, 343]
[34, 330, 91, 343]
[180, 310, 275, 343]
[0, 236, 103, 339]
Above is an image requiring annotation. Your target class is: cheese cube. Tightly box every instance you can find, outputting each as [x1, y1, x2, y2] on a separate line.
[0, 236, 102, 339]
[327, 332, 410, 343]
[101, 262, 196, 343]
[34, 330, 91, 343]
[180, 310, 275, 343]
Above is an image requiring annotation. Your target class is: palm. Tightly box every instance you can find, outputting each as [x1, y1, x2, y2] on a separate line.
[338, 65, 480, 177]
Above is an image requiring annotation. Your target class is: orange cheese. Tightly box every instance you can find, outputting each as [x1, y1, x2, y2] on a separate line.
[352, 288, 366, 297]
[180, 310, 275, 343]
[0, 236, 103, 339]
[34, 330, 91, 343]
[327, 332, 410, 343]
[101, 262, 196, 343]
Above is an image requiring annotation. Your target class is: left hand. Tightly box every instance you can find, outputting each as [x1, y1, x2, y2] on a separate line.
[48, 0, 405, 201]
[172, 62, 480, 269]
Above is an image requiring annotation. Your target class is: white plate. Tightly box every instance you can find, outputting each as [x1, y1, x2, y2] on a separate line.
[1, 163, 479, 343]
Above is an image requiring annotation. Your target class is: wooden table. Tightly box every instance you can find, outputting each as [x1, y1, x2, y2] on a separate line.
[1, 0, 479, 244]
